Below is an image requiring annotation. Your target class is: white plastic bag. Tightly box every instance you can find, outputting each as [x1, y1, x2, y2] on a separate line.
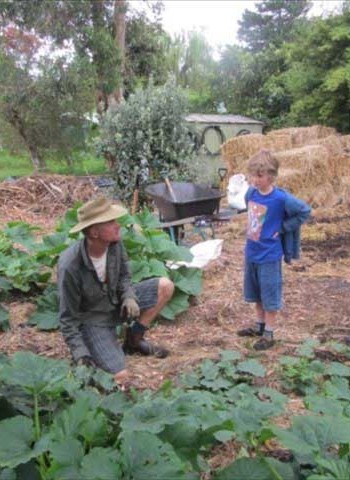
[227, 173, 249, 211]
[167, 239, 224, 269]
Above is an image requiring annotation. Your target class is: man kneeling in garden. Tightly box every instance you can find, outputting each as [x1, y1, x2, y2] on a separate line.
[58, 196, 174, 388]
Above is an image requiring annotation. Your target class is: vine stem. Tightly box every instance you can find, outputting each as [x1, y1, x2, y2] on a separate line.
[261, 457, 284, 480]
[33, 393, 47, 480]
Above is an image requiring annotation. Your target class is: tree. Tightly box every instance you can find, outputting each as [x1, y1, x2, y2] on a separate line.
[0, 24, 95, 169]
[238, 0, 311, 52]
[96, 79, 194, 204]
[163, 30, 218, 112]
[0, 1, 168, 112]
[281, 8, 350, 131]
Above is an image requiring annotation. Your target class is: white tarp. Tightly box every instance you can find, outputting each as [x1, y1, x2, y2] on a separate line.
[167, 239, 224, 269]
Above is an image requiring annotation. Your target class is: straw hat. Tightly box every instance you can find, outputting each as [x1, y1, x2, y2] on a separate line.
[70, 196, 127, 233]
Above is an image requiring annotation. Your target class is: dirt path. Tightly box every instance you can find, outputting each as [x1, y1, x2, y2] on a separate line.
[1, 198, 349, 391]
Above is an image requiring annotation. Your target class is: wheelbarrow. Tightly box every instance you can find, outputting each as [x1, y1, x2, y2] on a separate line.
[145, 181, 225, 243]
[145, 181, 225, 222]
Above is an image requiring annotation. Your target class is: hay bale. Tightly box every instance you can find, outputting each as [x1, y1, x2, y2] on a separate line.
[339, 135, 350, 151]
[275, 145, 329, 171]
[221, 126, 336, 176]
[327, 154, 350, 178]
[221, 132, 293, 175]
[311, 135, 345, 157]
[275, 168, 305, 195]
[339, 176, 350, 205]
[267, 125, 337, 147]
[308, 182, 340, 209]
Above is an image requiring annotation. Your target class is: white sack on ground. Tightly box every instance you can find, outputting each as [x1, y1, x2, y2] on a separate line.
[167, 239, 224, 269]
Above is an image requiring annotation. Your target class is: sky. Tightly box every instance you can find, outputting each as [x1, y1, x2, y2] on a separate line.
[157, 0, 343, 52]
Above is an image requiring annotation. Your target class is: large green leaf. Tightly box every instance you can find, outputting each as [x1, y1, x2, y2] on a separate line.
[160, 290, 189, 320]
[213, 457, 296, 480]
[80, 448, 122, 480]
[236, 359, 266, 377]
[4, 223, 39, 252]
[323, 377, 350, 401]
[273, 414, 350, 463]
[304, 395, 344, 416]
[48, 398, 110, 448]
[100, 392, 131, 416]
[27, 311, 58, 331]
[308, 456, 350, 480]
[0, 352, 70, 396]
[0, 416, 44, 469]
[130, 259, 151, 282]
[134, 210, 162, 230]
[0, 469, 16, 480]
[170, 267, 202, 296]
[328, 362, 350, 377]
[121, 398, 180, 434]
[121, 431, 198, 480]
[48, 438, 84, 480]
[148, 258, 169, 277]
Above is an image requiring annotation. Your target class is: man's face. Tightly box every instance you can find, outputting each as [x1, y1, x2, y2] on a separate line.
[94, 219, 121, 243]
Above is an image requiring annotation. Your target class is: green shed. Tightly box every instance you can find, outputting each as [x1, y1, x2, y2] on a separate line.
[185, 114, 264, 155]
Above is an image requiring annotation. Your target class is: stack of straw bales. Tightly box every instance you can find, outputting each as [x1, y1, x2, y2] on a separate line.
[220, 125, 350, 208]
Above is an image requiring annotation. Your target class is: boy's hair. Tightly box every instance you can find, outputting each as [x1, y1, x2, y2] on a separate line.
[247, 149, 279, 177]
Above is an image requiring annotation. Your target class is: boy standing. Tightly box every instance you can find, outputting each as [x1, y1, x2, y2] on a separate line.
[237, 150, 311, 350]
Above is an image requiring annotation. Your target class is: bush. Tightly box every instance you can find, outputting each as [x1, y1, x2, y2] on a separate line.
[96, 79, 195, 204]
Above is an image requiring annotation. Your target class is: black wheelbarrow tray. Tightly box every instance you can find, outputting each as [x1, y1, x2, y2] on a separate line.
[145, 182, 225, 222]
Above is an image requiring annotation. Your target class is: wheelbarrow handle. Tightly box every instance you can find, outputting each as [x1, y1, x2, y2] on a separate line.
[164, 177, 177, 202]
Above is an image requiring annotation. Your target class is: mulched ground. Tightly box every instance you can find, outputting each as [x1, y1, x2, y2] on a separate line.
[0, 175, 350, 394]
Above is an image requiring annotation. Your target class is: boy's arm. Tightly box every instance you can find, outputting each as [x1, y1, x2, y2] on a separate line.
[282, 193, 311, 233]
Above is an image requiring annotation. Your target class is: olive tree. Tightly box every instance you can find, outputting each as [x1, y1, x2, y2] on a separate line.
[96, 79, 195, 204]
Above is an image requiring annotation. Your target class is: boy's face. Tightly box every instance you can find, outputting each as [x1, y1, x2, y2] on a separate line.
[249, 171, 274, 194]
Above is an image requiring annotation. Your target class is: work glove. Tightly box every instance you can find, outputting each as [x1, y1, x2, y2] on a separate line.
[76, 356, 95, 368]
[121, 297, 140, 319]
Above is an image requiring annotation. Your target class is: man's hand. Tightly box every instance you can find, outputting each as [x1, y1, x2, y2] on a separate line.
[77, 356, 95, 368]
[121, 297, 140, 318]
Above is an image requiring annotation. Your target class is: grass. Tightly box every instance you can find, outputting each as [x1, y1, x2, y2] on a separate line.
[0, 149, 107, 180]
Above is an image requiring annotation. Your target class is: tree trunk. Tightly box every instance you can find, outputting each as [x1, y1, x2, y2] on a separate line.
[7, 108, 45, 171]
[28, 144, 44, 171]
[112, 0, 127, 106]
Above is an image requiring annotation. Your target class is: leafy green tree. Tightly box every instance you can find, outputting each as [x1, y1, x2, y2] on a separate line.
[96, 79, 194, 203]
[162, 31, 218, 112]
[0, 0, 168, 112]
[214, 0, 311, 127]
[124, 10, 171, 97]
[238, 0, 311, 52]
[0, 27, 95, 169]
[281, 8, 350, 131]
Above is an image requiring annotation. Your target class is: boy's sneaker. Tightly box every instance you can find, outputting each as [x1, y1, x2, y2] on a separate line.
[237, 322, 265, 337]
[253, 332, 275, 351]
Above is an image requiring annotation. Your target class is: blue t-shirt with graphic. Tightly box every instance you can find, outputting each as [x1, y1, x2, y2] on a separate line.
[245, 187, 286, 263]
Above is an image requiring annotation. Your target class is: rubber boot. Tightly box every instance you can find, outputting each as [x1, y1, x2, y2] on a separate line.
[123, 322, 169, 358]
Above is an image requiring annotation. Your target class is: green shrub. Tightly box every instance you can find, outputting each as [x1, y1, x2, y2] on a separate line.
[96, 78, 195, 204]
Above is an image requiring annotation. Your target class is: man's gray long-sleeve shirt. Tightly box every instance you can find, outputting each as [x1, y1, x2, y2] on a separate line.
[58, 239, 137, 361]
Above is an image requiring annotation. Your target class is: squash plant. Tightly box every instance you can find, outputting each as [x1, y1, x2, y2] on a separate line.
[0, 205, 202, 328]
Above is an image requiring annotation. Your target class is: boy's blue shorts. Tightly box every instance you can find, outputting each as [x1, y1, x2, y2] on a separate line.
[244, 260, 282, 311]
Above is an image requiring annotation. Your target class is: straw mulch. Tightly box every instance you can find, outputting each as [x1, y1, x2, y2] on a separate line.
[0, 175, 98, 230]
[221, 125, 350, 208]
[0, 194, 349, 392]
